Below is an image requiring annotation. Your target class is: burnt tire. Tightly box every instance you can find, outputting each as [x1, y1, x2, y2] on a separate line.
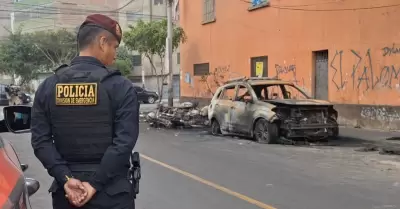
[211, 119, 222, 136]
[328, 127, 339, 140]
[253, 119, 279, 144]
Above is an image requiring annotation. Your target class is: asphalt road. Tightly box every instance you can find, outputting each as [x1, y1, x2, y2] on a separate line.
[4, 124, 400, 209]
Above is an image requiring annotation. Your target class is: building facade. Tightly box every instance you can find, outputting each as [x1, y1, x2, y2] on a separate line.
[5, 0, 119, 90]
[118, 0, 181, 99]
[12, 0, 118, 33]
[179, 0, 400, 130]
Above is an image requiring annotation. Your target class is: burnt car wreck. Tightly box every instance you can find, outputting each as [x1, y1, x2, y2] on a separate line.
[146, 102, 209, 128]
[208, 77, 339, 143]
[269, 100, 338, 140]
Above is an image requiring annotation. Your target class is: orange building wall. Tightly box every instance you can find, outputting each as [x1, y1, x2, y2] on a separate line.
[179, 0, 400, 130]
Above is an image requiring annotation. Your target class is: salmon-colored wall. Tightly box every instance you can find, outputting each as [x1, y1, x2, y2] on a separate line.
[179, 0, 400, 106]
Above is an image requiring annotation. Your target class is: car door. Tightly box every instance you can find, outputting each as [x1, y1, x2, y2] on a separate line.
[133, 86, 145, 102]
[229, 84, 254, 135]
[212, 85, 236, 132]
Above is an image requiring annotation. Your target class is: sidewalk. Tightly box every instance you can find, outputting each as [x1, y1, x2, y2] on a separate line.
[339, 126, 400, 149]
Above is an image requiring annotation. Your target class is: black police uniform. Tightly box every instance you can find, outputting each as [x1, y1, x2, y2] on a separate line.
[31, 56, 139, 209]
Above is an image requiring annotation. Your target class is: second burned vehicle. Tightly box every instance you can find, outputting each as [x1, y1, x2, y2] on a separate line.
[208, 77, 339, 143]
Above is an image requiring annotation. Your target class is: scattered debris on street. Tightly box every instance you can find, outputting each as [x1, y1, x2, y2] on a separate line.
[145, 101, 209, 129]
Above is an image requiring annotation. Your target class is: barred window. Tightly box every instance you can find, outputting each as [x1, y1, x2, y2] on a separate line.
[203, 0, 215, 23]
[194, 63, 209, 76]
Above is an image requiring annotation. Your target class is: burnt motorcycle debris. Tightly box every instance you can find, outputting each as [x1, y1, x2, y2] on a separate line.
[146, 101, 209, 128]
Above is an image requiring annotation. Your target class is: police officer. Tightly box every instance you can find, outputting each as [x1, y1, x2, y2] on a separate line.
[31, 14, 139, 209]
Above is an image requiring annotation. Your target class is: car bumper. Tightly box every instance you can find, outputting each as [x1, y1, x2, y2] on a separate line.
[281, 123, 338, 138]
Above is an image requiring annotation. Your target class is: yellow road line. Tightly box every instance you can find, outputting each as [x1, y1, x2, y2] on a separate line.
[141, 154, 277, 209]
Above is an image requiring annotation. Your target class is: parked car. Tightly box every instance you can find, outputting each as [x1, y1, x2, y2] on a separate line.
[0, 105, 39, 209]
[133, 85, 159, 104]
[0, 84, 32, 106]
[208, 77, 339, 143]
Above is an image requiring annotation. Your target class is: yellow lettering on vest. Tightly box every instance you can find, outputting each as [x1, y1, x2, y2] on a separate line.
[78, 86, 84, 97]
[69, 86, 75, 97]
[57, 86, 63, 97]
[63, 86, 69, 97]
[55, 83, 97, 106]
[88, 86, 94, 97]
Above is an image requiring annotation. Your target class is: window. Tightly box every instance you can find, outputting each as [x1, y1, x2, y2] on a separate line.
[266, 85, 284, 100]
[235, 85, 250, 102]
[132, 55, 142, 66]
[154, 0, 163, 5]
[133, 86, 144, 92]
[194, 63, 209, 76]
[203, 0, 215, 24]
[219, 86, 236, 101]
[177, 52, 180, 64]
[283, 85, 309, 100]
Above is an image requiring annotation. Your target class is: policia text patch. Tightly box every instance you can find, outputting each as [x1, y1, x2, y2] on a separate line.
[56, 83, 98, 105]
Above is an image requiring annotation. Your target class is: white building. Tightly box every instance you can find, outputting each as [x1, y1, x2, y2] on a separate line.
[118, 0, 181, 99]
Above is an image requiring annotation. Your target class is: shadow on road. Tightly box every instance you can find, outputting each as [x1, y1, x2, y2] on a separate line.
[142, 123, 400, 156]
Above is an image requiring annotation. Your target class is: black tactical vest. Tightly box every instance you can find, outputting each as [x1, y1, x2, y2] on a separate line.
[49, 65, 118, 163]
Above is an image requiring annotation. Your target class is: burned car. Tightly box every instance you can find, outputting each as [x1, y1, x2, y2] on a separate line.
[208, 77, 339, 143]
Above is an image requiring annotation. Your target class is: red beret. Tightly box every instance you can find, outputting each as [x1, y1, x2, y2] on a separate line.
[80, 14, 122, 43]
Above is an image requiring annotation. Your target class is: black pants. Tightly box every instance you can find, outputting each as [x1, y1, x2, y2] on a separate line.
[50, 172, 135, 209]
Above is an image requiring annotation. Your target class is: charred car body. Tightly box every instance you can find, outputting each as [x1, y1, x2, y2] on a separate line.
[146, 102, 209, 128]
[208, 77, 339, 143]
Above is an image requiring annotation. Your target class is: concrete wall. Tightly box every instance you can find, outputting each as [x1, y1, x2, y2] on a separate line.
[179, 0, 400, 130]
[0, 0, 12, 38]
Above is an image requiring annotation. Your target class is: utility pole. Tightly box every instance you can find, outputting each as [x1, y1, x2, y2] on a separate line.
[166, 0, 174, 107]
[10, 12, 14, 34]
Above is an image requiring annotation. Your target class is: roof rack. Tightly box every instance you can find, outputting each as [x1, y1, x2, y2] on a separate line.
[224, 76, 280, 84]
[247, 76, 280, 81]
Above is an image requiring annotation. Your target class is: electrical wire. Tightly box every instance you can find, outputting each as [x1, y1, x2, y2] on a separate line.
[2, 0, 136, 13]
[239, 0, 400, 11]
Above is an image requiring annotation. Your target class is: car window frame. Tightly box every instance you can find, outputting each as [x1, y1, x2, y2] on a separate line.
[218, 84, 236, 101]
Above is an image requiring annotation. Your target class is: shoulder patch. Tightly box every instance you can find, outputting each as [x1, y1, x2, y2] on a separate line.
[56, 83, 98, 106]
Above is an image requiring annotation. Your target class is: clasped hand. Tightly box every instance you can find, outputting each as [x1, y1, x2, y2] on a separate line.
[64, 178, 96, 207]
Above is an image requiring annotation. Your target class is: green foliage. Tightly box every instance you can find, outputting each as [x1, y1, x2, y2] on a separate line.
[0, 28, 76, 85]
[123, 19, 186, 101]
[0, 29, 44, 85]
[30, 29, 76, 68]
[123, 19, 186, 58]
[113, 59, 133, 77]
[116, 45, 132, 60]
[108, 46, 133, 77]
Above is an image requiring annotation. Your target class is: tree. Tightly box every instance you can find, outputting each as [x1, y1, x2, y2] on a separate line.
[109, 46, 133, 77]
[30, 29, 76, 68]
[124, 19, 186, 103]
[0, 29, 44, 86]
[0, 28, 76, 86]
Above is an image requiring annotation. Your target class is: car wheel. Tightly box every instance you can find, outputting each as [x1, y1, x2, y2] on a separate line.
[211, 119, 221, 136]
[328, 118, 339, 140]
[253, 118, 279, 144]
[148, 96, 155, 104]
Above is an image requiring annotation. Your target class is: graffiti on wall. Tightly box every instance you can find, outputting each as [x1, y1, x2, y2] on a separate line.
[330, 50, 347, 90]
[361, 106, 400, 122]
[330, 47, 400, 92]
[275, 64, 297, 83]
[274, 63, 308, 93]
[382, 43, 400, 56]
